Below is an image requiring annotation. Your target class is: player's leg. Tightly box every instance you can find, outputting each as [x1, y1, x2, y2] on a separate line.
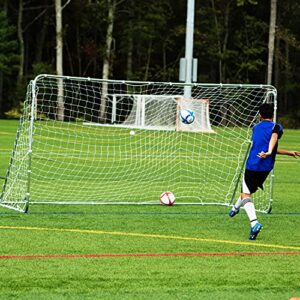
[243, 170, 270, 239]
[247, 171, 270, 239]
[228, 196, 242, 217]
[228, 172, 253, 217]
[229, 170, 267, 240]
[241, 192, 259, 228]
[229, 193, 258, 223]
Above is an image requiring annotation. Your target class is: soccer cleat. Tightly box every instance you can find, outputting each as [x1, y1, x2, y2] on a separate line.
[249, 223, 263, 240]
[228, 207, 239, 217]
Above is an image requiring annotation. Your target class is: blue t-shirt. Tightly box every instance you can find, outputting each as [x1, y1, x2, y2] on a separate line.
[246, 120, 283, 172]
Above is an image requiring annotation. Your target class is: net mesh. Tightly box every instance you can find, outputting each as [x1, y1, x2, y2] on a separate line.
[0, 75, 276, 212]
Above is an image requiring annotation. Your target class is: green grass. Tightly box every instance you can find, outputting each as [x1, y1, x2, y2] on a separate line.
[0, 118, 257, 208]
[0, 120, 300, 299]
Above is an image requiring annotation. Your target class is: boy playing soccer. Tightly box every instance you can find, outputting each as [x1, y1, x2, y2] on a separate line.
[229, 103, 300, 240]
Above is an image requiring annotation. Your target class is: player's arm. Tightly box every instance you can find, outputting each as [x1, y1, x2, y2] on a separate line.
[257, 132, 278, 158]
[277, 149, 300, 158]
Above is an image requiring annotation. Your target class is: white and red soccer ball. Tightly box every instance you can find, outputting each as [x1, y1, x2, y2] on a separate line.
[160, 191, 175, 206]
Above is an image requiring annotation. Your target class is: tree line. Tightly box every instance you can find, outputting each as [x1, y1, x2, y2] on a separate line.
[0, 0, 299, 126]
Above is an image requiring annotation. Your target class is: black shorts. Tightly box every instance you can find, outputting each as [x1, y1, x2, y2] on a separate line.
[241, 169, 270, 194]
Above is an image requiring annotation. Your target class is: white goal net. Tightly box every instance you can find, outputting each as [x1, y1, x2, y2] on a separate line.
[0, 75, 277, 213]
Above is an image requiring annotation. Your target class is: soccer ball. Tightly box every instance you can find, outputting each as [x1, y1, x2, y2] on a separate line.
[160, 191, 175, 206]
[180, 109, 195, 124]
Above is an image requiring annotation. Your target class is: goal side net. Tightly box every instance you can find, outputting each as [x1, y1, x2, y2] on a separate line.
[0, 75, 276, 213]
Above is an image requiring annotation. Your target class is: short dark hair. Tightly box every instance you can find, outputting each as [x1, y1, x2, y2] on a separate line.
[259, 103, 274, 119]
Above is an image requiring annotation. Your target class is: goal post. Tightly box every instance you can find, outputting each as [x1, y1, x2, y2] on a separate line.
[85, 94, 214, 133]
[0, 74, 277, 213]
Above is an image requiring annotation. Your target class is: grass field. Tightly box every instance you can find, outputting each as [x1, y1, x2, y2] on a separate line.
[0, 119, 300, 299]
[1, 118, 253, 206]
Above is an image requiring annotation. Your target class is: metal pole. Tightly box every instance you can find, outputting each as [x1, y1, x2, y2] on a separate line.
[184, 0, 195, 98]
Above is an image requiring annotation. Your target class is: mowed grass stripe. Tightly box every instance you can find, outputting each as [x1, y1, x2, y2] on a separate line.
[1, 251, 300, 260]
[1, 225, 300, 251]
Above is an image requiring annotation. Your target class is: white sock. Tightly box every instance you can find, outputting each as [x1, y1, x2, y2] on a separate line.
[233, 197, 243, 211]
[243, 201, 258, 227]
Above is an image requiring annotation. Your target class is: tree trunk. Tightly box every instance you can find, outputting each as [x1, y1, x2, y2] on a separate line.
[222, 2, 231, 82]
[17, 0, 24, 92]
[0, 0, 8, 114]
[55, 0, 64, 121]
[102, 0, 115, 82]
[210, 0, 222, 82]
[3, 0, 8, 13]
[126, 32, 133, 80]
[100, 0, 116, 121]
[274, 35, 280, 92]
[0, 72, 3, 115]
[35, 9, 49, 63]
[283, 41, 289, 112]
[267, 0, 277, 85]
[144, 39, 152, 81]
[76, 25, 82, 76]
[162, 42, 167, 81]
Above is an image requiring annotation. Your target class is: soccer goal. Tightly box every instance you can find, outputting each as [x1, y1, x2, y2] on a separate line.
[0, 74, 277, 213]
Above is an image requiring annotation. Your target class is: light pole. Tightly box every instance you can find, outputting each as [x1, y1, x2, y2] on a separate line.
[179, 0, 197, 98]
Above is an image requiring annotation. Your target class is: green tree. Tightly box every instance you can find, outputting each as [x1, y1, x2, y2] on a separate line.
[231, 14, 267, 83]
[116, 0, 174, 81]
[275, 0, 300, 121]
[0, 10, 18, 114]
